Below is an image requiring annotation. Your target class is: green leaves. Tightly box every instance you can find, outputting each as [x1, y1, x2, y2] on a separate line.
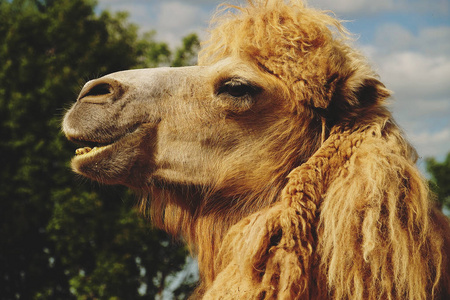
[426, 152, 450, 212]
[172, 33, 201, 67]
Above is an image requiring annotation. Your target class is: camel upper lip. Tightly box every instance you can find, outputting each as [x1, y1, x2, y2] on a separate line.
[67, 123, 143, 149]
[68, 136, 114, 149]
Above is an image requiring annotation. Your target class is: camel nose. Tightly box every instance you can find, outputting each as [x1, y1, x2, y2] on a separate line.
[77, 78, 126, 104]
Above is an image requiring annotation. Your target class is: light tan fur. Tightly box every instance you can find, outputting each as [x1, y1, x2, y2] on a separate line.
[63, 1, 450, 299]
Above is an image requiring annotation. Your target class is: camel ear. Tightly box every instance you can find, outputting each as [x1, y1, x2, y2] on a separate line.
[335, 74, 390, 111]
[350, 77, 391, 107]
[313, 73, 391, 119]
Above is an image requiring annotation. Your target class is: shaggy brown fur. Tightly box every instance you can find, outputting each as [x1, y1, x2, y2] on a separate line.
[63, 0, 450, 299]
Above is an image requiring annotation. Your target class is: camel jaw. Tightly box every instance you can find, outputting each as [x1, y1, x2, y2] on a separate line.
[71, 135, 119, 158]
[67, 125, 155, 186]
[69, 130, 128, 163]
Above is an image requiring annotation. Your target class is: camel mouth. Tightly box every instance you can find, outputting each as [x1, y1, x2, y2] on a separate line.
[70, 138, 115, 157]
[71, 142, 116, 165]
[69, 123, 143, 161]
[75, 145, 111, 157]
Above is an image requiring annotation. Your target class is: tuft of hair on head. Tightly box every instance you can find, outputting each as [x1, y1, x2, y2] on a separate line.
[199, 0, 390, 124]
[199, 0, 351, 64]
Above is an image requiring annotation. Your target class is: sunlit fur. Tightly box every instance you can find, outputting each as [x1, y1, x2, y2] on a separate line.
[140, 1, 450, 299]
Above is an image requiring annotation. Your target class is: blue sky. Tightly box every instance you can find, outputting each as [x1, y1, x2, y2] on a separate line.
[98, 0, 450, 173]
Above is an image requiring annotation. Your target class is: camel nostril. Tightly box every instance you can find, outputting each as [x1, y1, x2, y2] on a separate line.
[78, 79, 125, 104]
[84, 83, 112, 97]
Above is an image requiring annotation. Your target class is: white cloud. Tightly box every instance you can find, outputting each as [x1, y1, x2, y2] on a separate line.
[416, 26, 450, 55]
[309, 0, 449, 16]
[409, 128, 450, 159]
[365, 25, 450, 103]
[374, 23, 414, 51]
[155, 2, 209, 46]
[158, 2, 202, 30]
[373, 24, 450, 56]
[309, 0, 395, 15]
[97, 1, 158, 32]
[380, 52, 450, 99]
[359, 24, 450, 161]
[98, 0, 222, 47]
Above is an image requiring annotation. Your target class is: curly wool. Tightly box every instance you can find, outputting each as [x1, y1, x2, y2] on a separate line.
[203, 123, 449, 299]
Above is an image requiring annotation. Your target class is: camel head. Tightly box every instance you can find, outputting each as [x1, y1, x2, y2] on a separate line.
[62, 1, 392, 250]
[62, 0, 393, 279]
[63, 58, 312, 191]
[63, 1, 387, 197]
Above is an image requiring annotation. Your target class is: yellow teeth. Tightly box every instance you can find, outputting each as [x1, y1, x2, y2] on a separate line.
[75, 147, 93, 156]
[74, 145, 108, 156]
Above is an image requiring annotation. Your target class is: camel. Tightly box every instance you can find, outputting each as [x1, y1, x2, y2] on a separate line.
[62, 0, 450, 299]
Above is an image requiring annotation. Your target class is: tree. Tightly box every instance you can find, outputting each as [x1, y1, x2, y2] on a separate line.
[172, 33, 200, 67]
[0, 0, 198, 298]
[426, 152, 450, 213]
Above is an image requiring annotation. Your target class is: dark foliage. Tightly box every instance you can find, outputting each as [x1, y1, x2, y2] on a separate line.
[426, 152, 450, 213]
[0, 0, 198, 298]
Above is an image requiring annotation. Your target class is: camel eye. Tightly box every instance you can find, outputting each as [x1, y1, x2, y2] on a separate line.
[218, 78, 261, 98]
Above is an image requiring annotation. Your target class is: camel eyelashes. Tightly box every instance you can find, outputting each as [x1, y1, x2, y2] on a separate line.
[217, 78, 262, 98]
